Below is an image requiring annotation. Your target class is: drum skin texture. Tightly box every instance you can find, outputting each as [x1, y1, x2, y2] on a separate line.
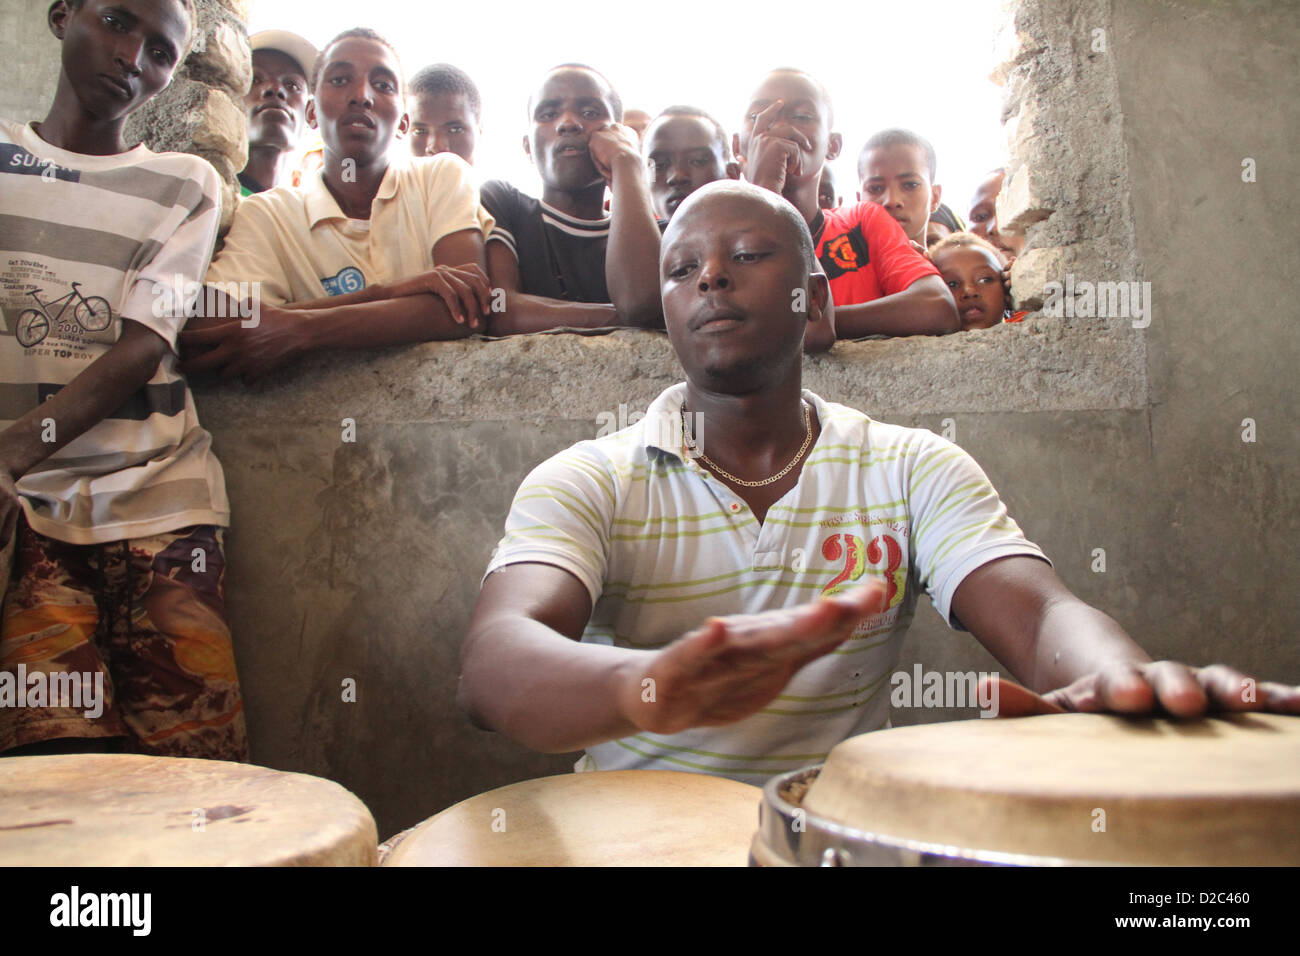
[802, 712, 1300, 866]
[0, 754, 378, 866]
[382, 770, 763, 866]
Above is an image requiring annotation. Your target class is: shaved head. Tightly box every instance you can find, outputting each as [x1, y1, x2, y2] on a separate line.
[663, 180, 815, 274]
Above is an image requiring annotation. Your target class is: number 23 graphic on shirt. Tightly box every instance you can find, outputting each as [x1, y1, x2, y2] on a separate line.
[820, 532, 905, 610]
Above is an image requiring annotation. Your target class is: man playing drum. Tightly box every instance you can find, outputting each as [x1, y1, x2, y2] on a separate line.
[458, 181, 1300, 782]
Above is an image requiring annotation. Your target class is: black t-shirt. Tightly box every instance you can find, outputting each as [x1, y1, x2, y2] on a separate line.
[481, 179, 611, 302]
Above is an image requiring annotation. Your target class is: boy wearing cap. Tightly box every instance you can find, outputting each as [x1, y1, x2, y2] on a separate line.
[238, 30, 316, 196]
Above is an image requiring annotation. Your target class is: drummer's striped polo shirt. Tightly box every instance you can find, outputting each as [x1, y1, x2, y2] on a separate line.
[484, 383, 1048, 781]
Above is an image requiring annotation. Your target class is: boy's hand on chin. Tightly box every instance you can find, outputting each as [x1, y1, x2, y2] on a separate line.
[742, 100, 811, 194]
[588, 124, 641, 188]
[987, 665, 1300, 719]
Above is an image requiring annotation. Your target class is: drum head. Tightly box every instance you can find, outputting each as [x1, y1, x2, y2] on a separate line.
[0, 754, 378, 866]
[801, 713, 1300, 865]
[383, 770, 762, 866]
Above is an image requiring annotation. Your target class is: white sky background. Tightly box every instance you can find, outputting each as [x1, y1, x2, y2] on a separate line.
[250, 0, 1010, 218]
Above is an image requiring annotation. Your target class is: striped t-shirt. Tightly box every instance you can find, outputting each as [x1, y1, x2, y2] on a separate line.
[0, 119, 229, 544]
[480, 179, 610, 302]
[485, 384, 1048, 780]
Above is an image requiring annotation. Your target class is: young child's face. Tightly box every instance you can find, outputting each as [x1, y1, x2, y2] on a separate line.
[661, 187, 812, 385]
[934, 245, 1007, 331]
[859, 143, 938, 244]
[925, 220, 952, 248]
[968, 169, 1026, 262]
[736, 72, 838, 186]
[409, 92, 478, 165]
[645, 115, 732, 221]
[53, 0, 191, 123]
[817, 168, 837, 209]
[967, 170, 1003, 237]
[525, 68, 618, 193]
[245, 48, 309, 153]
[309, 37, 408, 167]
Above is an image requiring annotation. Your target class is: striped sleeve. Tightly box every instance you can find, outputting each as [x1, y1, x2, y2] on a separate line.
[479, 178, 519, 259]
[483, 442, 618, 604]
[906, 432, 1049, 627]
[119, 156, 221, 349]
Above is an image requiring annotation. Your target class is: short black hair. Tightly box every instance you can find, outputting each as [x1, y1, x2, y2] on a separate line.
[649, 105, 729, 155]
[929, 201, 964, 232]
[312, 27, 404, 94]
[62, 0, 197, 55]
[64, 0, 194, 13]
[528, 63, 623, 123]
[666, 180, 815, 275]
[858, 128, 938, 182]
[410, 63, 482, 121]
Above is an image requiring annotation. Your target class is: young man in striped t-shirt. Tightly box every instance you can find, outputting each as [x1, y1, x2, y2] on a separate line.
[460, 181, 1298, 780]
[0, 0, 246, 759]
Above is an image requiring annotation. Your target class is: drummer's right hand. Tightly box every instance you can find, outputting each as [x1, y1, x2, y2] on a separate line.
[616, 583, 887, 736]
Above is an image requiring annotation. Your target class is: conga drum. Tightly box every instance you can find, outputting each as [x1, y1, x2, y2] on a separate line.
[751, 712, 1300, 866]
[382, 770, 761, 866]
[0, 754, 378, 866]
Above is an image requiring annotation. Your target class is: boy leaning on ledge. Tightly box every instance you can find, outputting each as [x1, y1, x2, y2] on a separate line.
[185, 28, 495, 385]
[0, 0, 247, 759]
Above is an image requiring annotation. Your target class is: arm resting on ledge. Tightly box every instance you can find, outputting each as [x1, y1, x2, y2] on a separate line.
[482, 241, 623, 335]
[833, 273, 959, 338]
[181, 230, 487, 382]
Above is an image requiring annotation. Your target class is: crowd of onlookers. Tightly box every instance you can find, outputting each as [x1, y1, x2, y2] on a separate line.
[0, 7, 1030, 761]
[220, 27, 1032, 366]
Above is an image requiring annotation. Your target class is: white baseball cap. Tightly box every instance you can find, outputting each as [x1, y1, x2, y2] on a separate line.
[249, 30, 319, 81]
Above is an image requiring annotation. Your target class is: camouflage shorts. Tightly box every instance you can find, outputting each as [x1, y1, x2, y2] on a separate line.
[0, 519, 248, 760]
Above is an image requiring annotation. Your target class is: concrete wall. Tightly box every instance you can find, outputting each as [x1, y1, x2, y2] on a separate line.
[3, 0, 1297, 840]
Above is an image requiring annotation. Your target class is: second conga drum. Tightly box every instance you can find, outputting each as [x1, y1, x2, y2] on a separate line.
[382, 770, 762, 866]
[0, 754, 379, 866]
[752, 712, 1300, 866]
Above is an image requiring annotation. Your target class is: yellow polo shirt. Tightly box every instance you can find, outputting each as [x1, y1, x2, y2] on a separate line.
[205, 154, 492, 305]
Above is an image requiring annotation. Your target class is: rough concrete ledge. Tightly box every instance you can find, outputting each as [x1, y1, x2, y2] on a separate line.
[193, 318, 1148, 426]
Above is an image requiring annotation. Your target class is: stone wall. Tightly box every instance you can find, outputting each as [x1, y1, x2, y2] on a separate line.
[125, 0, 252, 232]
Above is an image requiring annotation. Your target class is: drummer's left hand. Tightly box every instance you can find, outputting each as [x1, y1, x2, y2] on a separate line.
[985, 663, 1300, 718]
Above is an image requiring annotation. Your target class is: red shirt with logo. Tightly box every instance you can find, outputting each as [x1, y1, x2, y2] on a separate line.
[814, 202, 939, 306]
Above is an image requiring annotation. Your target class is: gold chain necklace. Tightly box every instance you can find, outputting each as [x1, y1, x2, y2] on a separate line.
[683, 402, 813, 488]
